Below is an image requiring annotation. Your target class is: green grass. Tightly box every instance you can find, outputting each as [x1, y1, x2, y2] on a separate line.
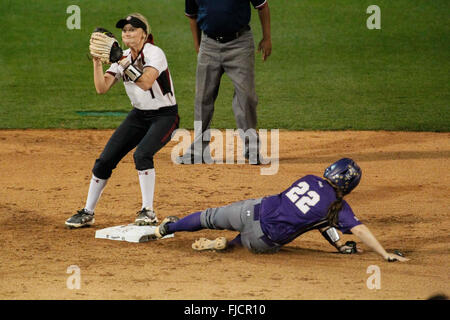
[1, 0, 449, 131]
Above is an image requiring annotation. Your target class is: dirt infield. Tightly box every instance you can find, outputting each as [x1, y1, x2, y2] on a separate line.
[0, 129, 448, 300]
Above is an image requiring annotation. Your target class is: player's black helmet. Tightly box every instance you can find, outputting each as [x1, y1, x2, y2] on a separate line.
[324, 158, 362, 195]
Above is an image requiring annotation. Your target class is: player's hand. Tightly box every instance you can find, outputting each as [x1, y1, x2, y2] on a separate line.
[385, 253, 409, 262]
[339, 241, 363, 254]
[340, 245, 364, 254]
[258, 38, 272, 62]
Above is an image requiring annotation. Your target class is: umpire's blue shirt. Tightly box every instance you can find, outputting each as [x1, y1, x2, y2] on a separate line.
[185, 0, 267, 36]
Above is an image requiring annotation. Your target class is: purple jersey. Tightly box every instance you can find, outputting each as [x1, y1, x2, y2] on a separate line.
[259, 175, 362, 245]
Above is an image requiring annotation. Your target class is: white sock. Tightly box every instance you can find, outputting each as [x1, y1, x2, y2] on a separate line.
[84, 175, 108, 214]
[138, 169, 155, 210]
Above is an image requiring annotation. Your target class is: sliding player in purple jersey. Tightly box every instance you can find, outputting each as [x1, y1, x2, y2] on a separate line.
[154, 158, 408, 262]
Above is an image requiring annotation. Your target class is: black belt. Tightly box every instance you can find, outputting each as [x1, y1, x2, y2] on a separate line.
[134, 104, 178, 116]
[205, 25, 250, 43]
[253, 203, 280, 247]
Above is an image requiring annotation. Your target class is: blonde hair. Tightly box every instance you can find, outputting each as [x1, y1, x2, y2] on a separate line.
[128, 12, 151, 35]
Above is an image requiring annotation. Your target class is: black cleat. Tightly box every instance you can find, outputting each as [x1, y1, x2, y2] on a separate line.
[154, 216, 180, 238]
[65, 209, 95, 228]
[135, 207, 159, 226]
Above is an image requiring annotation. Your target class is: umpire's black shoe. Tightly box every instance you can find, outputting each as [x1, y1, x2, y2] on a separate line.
[65, 209, 95, 228]
[154, 216, 180, 239]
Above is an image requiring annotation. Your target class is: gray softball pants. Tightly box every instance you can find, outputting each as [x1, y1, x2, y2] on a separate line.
[186, 29, 260, 158]
[200, 198, 280, 254]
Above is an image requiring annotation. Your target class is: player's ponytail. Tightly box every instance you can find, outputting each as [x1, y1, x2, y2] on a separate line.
[326, 189, 344, 227]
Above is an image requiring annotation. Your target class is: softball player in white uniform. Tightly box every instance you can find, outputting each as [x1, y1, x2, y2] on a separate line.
[66, 13, 179, 228]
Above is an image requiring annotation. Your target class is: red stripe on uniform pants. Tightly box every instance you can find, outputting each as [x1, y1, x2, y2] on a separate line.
[161, 114, 179, 143]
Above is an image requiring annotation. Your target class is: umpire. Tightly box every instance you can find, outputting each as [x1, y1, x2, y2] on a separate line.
[178, 0, 272, 165]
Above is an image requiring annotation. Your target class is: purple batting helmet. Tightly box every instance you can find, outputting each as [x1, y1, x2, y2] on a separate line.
[324, 158, 362, 195]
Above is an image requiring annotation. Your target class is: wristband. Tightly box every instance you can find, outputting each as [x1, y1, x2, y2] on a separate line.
[124, 64, 143, 82]
[321, 227, 340, 247]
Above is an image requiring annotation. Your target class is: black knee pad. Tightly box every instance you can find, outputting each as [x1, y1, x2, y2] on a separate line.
[92, 158, 114, 180]
[200, 209, 217, 229]
[133, 151, 154, 171]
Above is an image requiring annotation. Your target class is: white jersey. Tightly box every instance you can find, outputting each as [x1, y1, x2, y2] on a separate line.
[106, 42, 176, 110]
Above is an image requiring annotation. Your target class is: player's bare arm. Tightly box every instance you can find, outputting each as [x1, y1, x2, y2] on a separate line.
[350, 224, 409, 262]
[92, 58, 117, 94]
[89, 27, 123, 94]
[135, 67, 159, 91]
[257, 2, 272, 61]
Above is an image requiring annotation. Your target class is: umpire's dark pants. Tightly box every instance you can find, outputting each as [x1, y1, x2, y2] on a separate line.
[93, 106, 179, 180]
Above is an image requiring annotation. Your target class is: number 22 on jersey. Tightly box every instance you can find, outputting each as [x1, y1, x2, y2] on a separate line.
[285, 181, 320, 214]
